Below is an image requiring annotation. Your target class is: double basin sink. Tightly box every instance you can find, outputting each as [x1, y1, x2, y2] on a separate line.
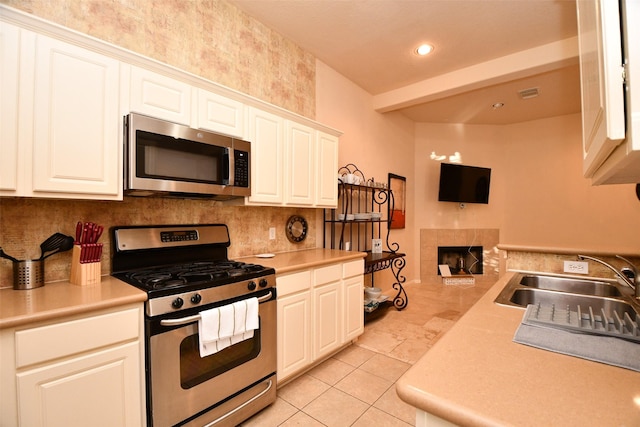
[495, 273, 640, 321]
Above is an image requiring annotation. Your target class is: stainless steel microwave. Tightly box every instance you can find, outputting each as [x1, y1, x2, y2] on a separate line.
[124, 113, 250, 199]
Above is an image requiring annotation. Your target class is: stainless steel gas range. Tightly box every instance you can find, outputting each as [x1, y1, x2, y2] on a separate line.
[111, 224, 276, 427]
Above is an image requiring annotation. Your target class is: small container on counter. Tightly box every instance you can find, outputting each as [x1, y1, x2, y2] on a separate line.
[13, 259, 45, 290]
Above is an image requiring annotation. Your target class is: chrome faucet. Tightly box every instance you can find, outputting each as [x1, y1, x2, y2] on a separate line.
[577, 254, 640, 299]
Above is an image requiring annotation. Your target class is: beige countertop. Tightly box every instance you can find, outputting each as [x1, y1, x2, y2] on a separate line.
[0, 249, 362, 329]
[396, 271, 640, 426]
[0, 276, 147, 329]
[240, 248, 366, 274]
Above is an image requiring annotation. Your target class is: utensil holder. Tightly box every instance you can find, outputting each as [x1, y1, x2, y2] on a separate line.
[70, 245, 101, 286]
[13, 260, 45, 290]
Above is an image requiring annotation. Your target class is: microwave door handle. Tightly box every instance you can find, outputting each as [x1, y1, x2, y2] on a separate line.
[224, 147, 233, 186]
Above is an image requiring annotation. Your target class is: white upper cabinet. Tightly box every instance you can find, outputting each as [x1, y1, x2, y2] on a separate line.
[196, 88, 245, 138]
[246, 108, 339, 208]
[30, 35, 121, 198]
[285, 121, 315, 206]
[315, 131, 339, 207]
[0, 23, 20, 193]
[1, 6, 341, 201]
[0, 21, 122, 200]
[246, 107, 285, 205]
[129, 66, 192, 125]
[577, 0, 640, 184]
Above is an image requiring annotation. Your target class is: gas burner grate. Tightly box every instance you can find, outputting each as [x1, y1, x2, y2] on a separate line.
[124, 261, 268, 290]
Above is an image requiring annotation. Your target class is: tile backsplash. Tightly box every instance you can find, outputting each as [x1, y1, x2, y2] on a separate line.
[0, 197, 317, 288]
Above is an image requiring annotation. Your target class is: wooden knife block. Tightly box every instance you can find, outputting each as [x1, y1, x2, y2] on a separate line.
[70, 245, 101, 286]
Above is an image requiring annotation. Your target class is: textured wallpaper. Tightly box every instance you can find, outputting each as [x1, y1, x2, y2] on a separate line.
[2, 0, 316, 118]
[0, 0, 320, 287]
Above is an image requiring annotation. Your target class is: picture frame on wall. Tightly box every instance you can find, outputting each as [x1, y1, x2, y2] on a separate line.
[388, 173, 406, 229]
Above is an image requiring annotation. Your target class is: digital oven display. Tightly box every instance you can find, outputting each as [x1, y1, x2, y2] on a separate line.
[160, 230, 199, 243]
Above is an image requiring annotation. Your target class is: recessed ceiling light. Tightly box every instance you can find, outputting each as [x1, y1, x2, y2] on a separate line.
[492, 102, 505, 109]
[415, 44, 434, 56]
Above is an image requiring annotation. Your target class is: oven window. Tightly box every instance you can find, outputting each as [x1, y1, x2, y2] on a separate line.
[179, 323, 261, 389]
[136, 130, 226, 184]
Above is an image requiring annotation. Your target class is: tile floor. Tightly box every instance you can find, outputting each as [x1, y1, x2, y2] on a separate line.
[242, 279, 495, 426]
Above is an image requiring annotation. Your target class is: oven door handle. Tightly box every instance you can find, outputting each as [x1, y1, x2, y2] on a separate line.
[159, 291, 273, 327]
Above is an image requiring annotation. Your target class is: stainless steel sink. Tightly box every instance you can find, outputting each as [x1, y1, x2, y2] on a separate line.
[497, 273, 640, 346]
[495, 273, 639, 317]
[519, 274, 622, 297]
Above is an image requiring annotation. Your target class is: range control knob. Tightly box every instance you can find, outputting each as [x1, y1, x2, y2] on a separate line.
[190, 294, 202, 304]
[172, 297, 184, 309]
[259, 278, 268, 288]
[247, 281, 257, 291]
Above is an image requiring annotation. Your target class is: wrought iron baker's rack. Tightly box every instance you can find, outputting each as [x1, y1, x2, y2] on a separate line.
[323, 164, 407, 311]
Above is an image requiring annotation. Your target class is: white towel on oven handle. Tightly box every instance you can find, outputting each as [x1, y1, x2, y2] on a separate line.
[230, 297, 259, 344]
[199, 297, 259, 357]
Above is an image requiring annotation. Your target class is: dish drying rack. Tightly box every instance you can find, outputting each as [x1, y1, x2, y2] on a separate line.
[522, 302, 640, 343]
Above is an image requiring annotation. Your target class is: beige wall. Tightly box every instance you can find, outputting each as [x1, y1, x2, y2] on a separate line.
[414, 114, 640, 257]
[315, 61, 419, 287]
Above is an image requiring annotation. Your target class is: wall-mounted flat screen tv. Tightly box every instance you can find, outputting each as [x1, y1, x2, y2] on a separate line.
[438, 163, 491, 204]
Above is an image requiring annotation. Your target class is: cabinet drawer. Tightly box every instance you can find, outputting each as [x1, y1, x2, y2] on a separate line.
[314, 264, 341, 286]
[15, 307, 141, 368]
[276, 270, 311, 296]
[343, 259, 364, 278]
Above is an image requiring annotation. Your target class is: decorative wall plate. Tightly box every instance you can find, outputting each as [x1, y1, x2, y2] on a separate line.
[285, 215, 308, 243]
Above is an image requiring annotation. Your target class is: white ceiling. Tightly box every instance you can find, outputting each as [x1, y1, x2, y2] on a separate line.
[229, 0, 581, 124]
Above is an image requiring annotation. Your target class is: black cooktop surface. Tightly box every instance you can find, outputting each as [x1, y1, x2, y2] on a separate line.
[115, 260, 274, 295]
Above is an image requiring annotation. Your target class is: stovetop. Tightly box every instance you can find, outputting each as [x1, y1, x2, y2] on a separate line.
[110, 225, 276, 316]
[116, 260, 274, 295]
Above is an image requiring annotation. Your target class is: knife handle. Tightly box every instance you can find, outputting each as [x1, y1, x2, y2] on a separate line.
[75, 221, 83, 245]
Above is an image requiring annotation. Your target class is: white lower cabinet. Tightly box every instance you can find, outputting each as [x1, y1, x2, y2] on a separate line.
[343, 275, 365, 342]
[0, 304, 145, 427]
[16, 342, 140, 427]
[277, 290, 312, 381]
[276, 258, 364, 384]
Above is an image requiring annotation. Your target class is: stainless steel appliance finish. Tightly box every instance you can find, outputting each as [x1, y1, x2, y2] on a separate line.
[111, 224, 276, 427]
[124, 113, 251, 199]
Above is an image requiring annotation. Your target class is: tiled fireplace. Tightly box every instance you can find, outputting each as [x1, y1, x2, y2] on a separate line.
[420, 229, 500, 284]
[437, 245, 484, 275]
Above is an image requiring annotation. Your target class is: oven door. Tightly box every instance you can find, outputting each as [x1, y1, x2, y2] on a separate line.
[147, 289, 276, 427]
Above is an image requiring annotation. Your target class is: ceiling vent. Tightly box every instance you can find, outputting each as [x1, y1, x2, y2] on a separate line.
[518, 87, 539, 100]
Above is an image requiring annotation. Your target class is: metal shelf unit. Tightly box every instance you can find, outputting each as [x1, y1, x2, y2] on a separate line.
[323, 165, 407, 311]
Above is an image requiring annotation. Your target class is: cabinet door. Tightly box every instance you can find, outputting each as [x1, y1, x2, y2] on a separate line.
[0, 22, 20, 193]
[31, 35, 121, 198]
[577, 0, 625, 178]
[315, 131, 339, 207]
[285, 121, 315, 206]
[17, 341, 143, 427]
[277, 291, 312, 383]
[130, 66, 191, 125]
[197, 89, 244, 138]
[313, 281, 341, 359]
[343, 275, 364, 342]
[247, 107, 285, 205]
